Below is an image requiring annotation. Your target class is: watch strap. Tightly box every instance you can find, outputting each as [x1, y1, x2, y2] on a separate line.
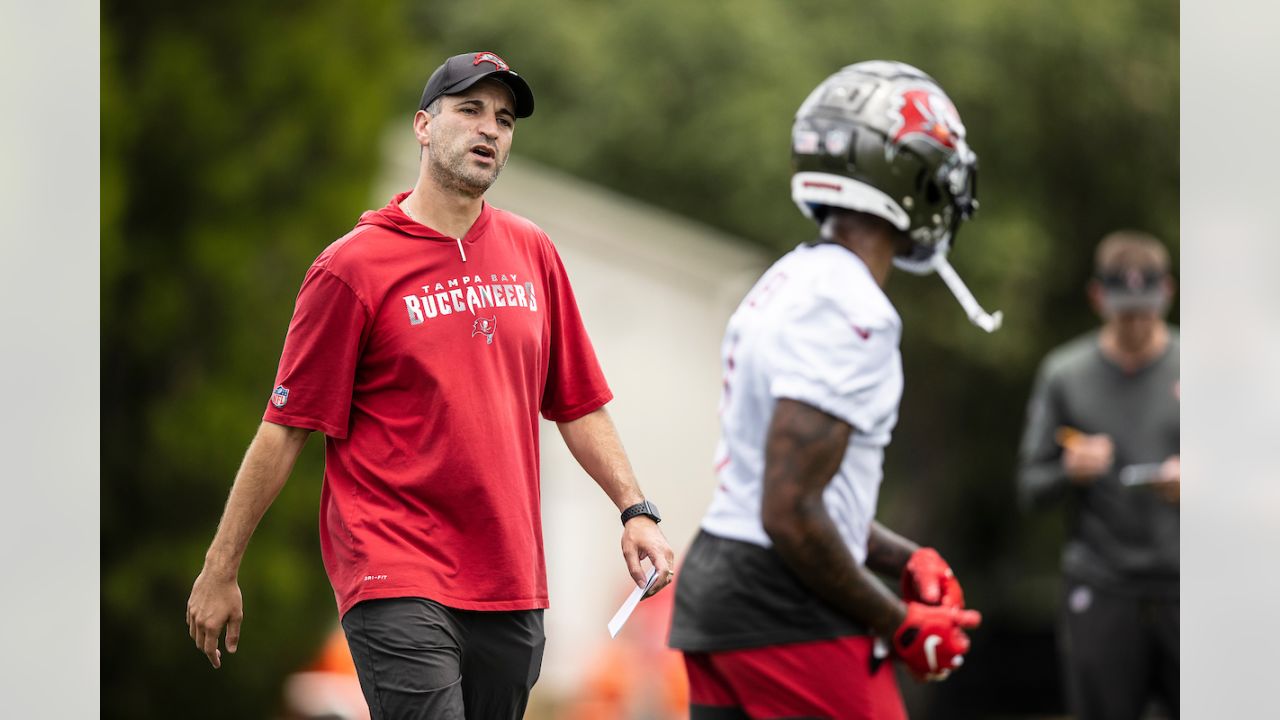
[620, 500, 661, 526]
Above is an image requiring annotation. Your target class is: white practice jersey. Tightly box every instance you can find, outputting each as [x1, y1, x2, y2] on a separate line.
[700, 242, 903, 565]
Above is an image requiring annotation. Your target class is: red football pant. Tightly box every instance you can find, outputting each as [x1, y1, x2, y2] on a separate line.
[682, 636, 907, 719]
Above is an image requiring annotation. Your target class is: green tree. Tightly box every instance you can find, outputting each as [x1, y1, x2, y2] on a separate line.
[102, 2, 417, 716]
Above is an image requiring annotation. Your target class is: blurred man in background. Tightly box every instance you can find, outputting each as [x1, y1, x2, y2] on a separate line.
[669, 61, 1000, 719]
[185, 51, 674, 720]
[1018, 230, 1179, 720]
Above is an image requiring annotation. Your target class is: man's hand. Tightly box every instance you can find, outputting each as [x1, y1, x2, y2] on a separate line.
[187, 566, 244, 669]
[1154, 454, 1180, 504]
[622, 517, 675, 598]
[901, 547, 964, 608]
[184, 421, 309, 668]
[1058, 428, 1114, 483]
[893, 602, 982, 681]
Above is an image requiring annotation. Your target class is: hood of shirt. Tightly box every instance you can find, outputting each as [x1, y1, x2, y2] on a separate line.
[356, 190, 493, 242]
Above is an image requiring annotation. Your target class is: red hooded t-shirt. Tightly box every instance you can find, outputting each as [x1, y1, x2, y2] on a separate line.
[264, 191, 612, 615]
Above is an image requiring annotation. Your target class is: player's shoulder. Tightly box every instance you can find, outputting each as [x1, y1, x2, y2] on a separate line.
[310, 223, 382, 277]
[1039, 331, 1100, 378]
[489, 205, 552, 246]
[1159, 325, 1179, 372]
[790, 243, 899, 329]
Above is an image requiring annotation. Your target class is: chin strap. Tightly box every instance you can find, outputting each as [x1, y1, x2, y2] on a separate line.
[932, 253, 1003, 333]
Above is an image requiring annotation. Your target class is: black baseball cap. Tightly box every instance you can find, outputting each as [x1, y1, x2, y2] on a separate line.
[1093, 230, 1171, 312]
[419, 51, 535, 118]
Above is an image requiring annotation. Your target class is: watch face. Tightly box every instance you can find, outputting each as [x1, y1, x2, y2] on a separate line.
[623, 500, 661, 524]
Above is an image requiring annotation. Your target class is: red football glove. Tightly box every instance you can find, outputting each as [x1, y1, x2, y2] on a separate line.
[893, 602, 982, 681]
[901, 547, 964, 608]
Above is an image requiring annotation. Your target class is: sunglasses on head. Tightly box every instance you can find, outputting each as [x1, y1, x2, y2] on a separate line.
[1096, 268, 1165, 293]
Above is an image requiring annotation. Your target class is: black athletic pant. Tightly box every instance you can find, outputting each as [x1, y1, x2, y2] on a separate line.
[341, 597, 545, 720]
[1060, 582, 1179, 720]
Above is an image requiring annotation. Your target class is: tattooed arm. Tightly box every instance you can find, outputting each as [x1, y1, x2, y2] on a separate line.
[865, 521, 919, 578]
[760, 398, 907, 637]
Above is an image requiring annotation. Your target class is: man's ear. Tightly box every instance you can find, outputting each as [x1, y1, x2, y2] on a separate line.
[413, 110, 432, 149]
[1087, 280, 1107, 318]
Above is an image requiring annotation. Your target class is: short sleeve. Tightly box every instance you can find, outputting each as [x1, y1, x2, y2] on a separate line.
[263, 266, 371, 438]
[766, 294, 898, 432]
[538, 242, 613, 422]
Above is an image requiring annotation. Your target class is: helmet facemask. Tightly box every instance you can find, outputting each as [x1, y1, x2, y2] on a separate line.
[892, 141, 978, 273]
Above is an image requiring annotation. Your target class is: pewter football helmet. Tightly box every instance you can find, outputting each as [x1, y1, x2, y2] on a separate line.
[792, 61, 1001, 331]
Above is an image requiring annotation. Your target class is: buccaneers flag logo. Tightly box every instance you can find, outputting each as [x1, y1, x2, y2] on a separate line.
[472, 316, 497, 345]
[472, 52, 510, 72]
[889, 88, 965, 150]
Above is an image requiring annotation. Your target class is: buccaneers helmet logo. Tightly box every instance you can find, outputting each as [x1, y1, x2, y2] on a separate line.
[889, 88, 965, 150]
[472, 316, 497, 344]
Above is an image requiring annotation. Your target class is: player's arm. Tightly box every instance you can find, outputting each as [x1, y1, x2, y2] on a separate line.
[1155, 454, 1180, 505]
[557, 406, 675, 596]
[865, 521, 918, 576]
[760, 398, 906, 636]
[1017, 361, 1074, 509]
[187, 420, 311, 668]
[869, 522, 968, 608]
[762, 399, 980, 679]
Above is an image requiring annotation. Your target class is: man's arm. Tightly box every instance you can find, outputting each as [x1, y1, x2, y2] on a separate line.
[865, 521, 919, 577]
[1018, 362, 1116, 509]
[1017, 362, 1073, 509]
[556, 407, 675, 596]
[760, 398, 906, 636]
[186, 420, 311, 668]
[871, 522, 969, 608]
[1154, 454, 1180, 505]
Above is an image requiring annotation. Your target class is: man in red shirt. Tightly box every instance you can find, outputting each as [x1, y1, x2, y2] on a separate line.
[186, 51, 675, 720]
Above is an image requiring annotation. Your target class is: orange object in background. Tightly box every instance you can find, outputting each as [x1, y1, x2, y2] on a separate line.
[284, 593, 692, 720]
[307, 627, 360, 676]
[282, 627, 370, 720]
[561, 580, 689, 720]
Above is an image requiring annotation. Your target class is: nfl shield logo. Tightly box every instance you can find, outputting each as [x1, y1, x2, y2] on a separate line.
[271, 385, 289, 408]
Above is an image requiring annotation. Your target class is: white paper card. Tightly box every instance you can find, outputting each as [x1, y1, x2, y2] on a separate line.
[1119, 462, 1168, 486]
[607, 567, 659, 638]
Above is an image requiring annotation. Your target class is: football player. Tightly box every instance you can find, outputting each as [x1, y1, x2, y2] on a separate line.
[668, 61, 998, 719]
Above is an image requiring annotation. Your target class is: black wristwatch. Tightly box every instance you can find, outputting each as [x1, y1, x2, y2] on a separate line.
[620, 499, 662, 526]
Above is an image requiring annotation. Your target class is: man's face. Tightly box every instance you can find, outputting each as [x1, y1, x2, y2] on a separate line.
[424, 79, 516, 197]
[1109, 306, 1163, 353]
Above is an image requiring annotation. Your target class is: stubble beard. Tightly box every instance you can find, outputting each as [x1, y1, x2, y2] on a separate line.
[427, 139, 506, 199]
